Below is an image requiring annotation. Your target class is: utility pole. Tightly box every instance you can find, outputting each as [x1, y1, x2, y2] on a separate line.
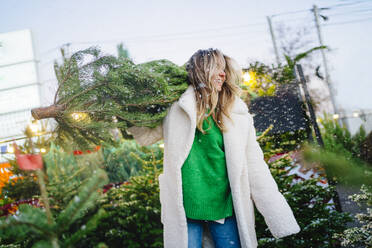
[312, 5, 344, 127]
[267, 16, 281, 65]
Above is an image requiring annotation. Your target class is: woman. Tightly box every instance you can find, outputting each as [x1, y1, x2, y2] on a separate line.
[127, 48, 301, 248]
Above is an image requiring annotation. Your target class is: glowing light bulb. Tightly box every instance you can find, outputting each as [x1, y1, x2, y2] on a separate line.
[243, 71, 250, 82]
[7, 146, 14, 153]
[29, 123, 39, 133]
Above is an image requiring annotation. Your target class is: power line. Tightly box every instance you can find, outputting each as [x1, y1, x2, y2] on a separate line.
[36, 3, 371, 68]
[338, 0, 372, 2]
[49, 22, 268, 47]
[75, 30, 269, 46]
[270, 8, 310, 18]
[38, 10, 315, 65]
[266, 15, 314, 24]
[37, 11, 329, 59]
[327, 8, 372, 16]
[321, 0, 372, 9]
[39, 15, 313, 58]
[268, 1, 372, 20]
[34, 1, 372, 56]
[38, 28, 273, 67]
[269, 0, 372, 18]
[38, 22, 269, 57]
[322, 16, 372, 26]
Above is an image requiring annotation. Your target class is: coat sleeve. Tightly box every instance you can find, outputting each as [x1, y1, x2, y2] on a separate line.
[127, 122, 163, 146]
[245, 113, 301, 239]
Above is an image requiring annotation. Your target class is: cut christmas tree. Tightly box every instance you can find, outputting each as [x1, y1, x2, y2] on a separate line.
[31, 47, 188, 148]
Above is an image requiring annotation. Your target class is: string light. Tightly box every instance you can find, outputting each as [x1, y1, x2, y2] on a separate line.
[71, 112, 88, 121]
[7, 145, 14, 154]
[28, 121, 39, 134]
[243, 71, 251, 82]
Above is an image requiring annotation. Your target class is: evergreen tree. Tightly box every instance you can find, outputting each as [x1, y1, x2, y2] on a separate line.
[0, 143, 109, 247]
[80, 164, 163, 248]
[31, 47, 188, 149]
[102, 138, 163, 183]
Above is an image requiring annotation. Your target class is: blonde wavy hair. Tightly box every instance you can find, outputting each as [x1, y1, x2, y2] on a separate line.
[185, 48, 243, 134]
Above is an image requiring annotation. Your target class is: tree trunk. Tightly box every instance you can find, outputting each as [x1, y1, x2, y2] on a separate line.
[31, 104, 66, 120]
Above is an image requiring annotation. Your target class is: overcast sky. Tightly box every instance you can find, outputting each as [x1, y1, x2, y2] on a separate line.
[2, 0, 371, 113]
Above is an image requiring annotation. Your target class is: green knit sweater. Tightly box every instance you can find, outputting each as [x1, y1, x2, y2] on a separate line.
[181, 109, 233, 220]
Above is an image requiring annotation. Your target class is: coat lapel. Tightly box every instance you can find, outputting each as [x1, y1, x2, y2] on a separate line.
[177, 85, 197, 131]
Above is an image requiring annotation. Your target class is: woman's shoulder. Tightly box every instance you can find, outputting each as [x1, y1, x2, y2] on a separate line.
[167, 99, 182, 114]
[162, 99, 183, 123]
[230, 95, 249, 115]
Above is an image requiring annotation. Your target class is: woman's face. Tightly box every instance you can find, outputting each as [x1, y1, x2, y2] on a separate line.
[212, 63, 226, 92]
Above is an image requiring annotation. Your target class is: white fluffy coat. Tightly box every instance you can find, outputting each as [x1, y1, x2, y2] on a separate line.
[127, 85, 301, 248]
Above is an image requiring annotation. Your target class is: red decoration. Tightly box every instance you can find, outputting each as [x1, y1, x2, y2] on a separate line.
[73, 145, 101, 156]
[102, 182, 125, 193]
[73, 150, 83, 155]
[13, 143, 43, 171]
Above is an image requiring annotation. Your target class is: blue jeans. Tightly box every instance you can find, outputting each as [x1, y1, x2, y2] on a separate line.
[186, 213, 241, 248]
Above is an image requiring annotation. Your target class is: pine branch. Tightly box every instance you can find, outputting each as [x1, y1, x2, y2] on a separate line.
[55, 169, 108, 231]
[61, 80, 108, 106]
[54, 54, 73, 104]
